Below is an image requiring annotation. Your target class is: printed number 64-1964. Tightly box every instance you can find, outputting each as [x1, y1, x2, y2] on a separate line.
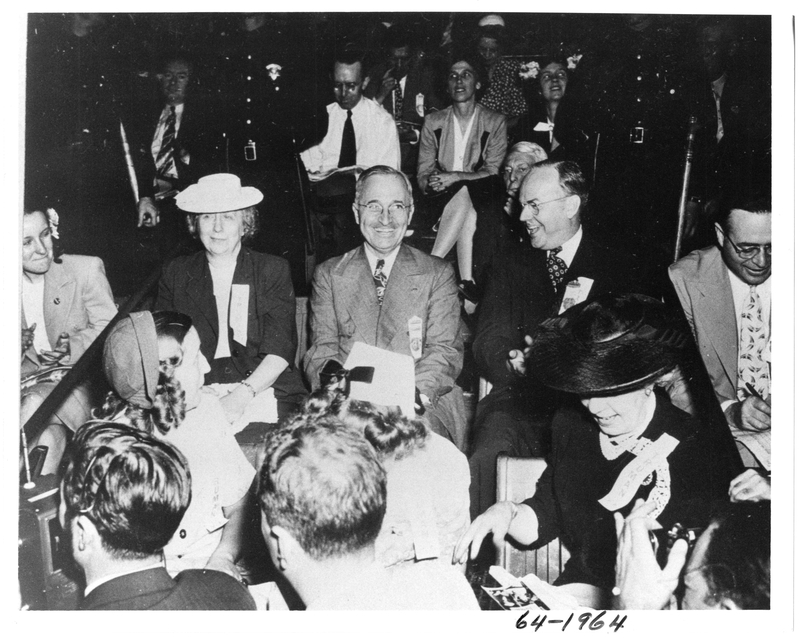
[516, 610, 627, 632]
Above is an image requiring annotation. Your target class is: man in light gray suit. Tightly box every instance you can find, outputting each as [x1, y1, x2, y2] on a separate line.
[304, 165, 467, 450]
[669, 193, 771, 467]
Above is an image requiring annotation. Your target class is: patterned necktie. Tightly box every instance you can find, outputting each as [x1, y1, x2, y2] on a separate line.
[712, 86, 724, 142]
[338, 109, 357, 168]
[156, 105, 177, 178]
[737, 286, 770, 400]
[546, 247, 568, 292]
[393, 82, 403, 122]
[373, 259, 387, 305]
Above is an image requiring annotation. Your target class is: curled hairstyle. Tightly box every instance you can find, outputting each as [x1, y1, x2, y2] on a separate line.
[701, 501, 770, 610]
[257, 415, 387, 561]
[94, 310, 193, 435]
[447, 51, 487, 87]
[61, 421, 191, 560]
[354, 165, 414, 206]
[23, 206, 64, 263]
[507, 141, 548, 164]
[533, 159, 589, 211]
[185, 206, 259, 242]
[302, 388, 429, 460]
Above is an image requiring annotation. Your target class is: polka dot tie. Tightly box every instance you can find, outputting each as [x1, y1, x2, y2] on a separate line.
[546, 247, 568, 292]
[393, 82, 403, 122]
[737, 286, 770, 400]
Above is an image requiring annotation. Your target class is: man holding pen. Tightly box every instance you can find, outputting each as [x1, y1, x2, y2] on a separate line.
[669, 192, 771, 468]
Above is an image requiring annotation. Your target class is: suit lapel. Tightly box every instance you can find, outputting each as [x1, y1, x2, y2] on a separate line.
[438, 110, 455, 170]
[43, 263, 75, 348]
[185, 253, 219, 343]
[336, 247, 380, 345]
[462, 105, 486, 170]
[695, 252, 738, 390]
[380, 245, 424, 349]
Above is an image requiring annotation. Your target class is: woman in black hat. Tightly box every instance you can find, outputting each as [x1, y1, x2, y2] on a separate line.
[454, 294, 739, 607]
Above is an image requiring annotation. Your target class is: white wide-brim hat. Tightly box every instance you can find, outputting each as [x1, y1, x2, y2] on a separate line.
[175, 173, 263, 213]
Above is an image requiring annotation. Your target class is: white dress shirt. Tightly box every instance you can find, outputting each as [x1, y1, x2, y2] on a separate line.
[364, 244, 402, 279]
[301, 97, 401, 173]
[553, 225, 583, 268]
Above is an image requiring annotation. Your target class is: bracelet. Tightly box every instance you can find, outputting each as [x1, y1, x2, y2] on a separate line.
[241, 380, 257, 397]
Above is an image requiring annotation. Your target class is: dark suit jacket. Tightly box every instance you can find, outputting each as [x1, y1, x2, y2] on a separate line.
[127, 99, 220, 199]
[304, 243, 466, 449]
[364, 61, 442, 126]
[156, 248, 307, 403]
[474, 231, 639, 396]
[80, 567, 256, 610]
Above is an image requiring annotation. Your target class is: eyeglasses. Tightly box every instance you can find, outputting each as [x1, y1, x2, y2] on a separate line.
[358, 202, 409, 217]
[521, 194, 572, 216]
[334, 82, 360, 93]
[718, 225, 771, 260]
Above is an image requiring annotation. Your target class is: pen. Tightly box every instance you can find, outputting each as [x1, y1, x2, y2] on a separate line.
[744, 382, 763, 400]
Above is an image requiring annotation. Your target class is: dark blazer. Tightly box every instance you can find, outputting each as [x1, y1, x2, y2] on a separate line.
[80, 567, 256, 610]
[364, 61, 443, 126]
[156, 247, 307, 403]
[524, 395, 735, 589]
[474, 231, 640, 392]
[127, 99, 220, 199]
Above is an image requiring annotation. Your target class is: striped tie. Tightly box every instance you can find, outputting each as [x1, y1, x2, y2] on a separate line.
[155, 106, 177, 179]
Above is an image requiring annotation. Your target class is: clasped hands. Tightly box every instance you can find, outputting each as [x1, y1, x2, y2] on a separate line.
[427, 170, 461, 193]
[23, 325, 71, 366]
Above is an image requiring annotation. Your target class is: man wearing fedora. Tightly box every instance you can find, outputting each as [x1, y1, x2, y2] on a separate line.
[304, 165, 468, 452]
[469, 159, 642, 519]
[156, 173, 307, 428]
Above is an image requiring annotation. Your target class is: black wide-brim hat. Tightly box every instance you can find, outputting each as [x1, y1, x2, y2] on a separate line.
[528, 293, 689, 397]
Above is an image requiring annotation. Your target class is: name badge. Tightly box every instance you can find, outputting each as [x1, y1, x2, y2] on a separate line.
[415, 93, 425, 117]
[408, 316, 423, 360]
[559, 277, 594, 314]
[230, 284, 250, 346]
[598, 433, 679, 512]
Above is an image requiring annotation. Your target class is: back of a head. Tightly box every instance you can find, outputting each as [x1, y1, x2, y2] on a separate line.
[258, 415, 387, 561]
[704, 501, 770, 610]
[61, 421, 191, 560]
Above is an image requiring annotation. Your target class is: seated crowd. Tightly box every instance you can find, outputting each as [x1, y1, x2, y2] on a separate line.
[20, 13, 771, 613]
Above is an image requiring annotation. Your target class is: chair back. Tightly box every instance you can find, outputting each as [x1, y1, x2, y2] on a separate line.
[495, 455, 569, 582]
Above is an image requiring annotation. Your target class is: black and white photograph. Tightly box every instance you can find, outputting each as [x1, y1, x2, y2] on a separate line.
[5, 5, 793, 636]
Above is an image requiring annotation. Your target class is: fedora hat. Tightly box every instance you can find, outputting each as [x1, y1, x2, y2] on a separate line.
[528, 294, 689, 397]
[175, 173, 263, 213]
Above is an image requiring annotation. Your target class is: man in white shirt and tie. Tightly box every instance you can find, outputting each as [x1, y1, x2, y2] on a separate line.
[669, 194, 771, 465]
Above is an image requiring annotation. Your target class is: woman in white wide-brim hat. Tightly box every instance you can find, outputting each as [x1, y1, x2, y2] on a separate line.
[155, 173, 307, 432]
[455, 293, 741, 608]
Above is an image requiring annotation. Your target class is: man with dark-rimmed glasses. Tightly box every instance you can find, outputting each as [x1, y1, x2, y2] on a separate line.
[670, 193, 771, 469]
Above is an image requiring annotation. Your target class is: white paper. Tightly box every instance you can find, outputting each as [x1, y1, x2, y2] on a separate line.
[345, 342, 416, 417]
[230, 284, 250, 346]
[559, 277, 594, 314]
